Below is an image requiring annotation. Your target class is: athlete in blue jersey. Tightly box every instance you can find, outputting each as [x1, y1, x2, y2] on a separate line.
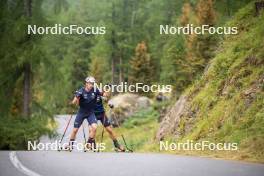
[94, 92, 125, 152]
[68, 76, 103, 150]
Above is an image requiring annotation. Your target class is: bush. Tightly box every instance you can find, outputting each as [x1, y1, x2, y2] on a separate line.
[0, 116, 55, 150]
[122, 107, 159, 129]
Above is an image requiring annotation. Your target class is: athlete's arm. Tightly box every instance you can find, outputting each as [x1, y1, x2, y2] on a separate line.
[103, 91, 110, 98]
[71, 88, 82, 105]
[71, 96, 80, 105]
[99, 90, 110, 101]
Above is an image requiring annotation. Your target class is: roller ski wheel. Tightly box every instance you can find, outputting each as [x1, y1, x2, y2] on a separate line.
[114, 146, 126, 153]
[114, 148, 133, 153]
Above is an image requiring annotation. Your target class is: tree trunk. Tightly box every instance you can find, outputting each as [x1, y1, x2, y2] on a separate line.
[24, 0, 32, 17]
[111, 2, 119, 87]
[23, 63, 31, 117]
[111, 30, 118, 85]
[23, 0, 32, 117]
[255, 1, 264, 16]
[111, 51, 116, 84]
[119, 54, 123, 83]
[226, 0, 231, 17]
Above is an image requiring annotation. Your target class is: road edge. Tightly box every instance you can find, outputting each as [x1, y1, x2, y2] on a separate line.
[9, 151, 42, 176]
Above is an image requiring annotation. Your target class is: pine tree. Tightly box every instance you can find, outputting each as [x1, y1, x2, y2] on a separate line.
[179, 0, 218, 77]
[180, 2, 197, 77]
[89, 33, 112, 84]
[194, 0, 217, 71]
[0, 0, 47, 117]
[129, 41, 153, 88]
[70, 0, 93, 88]
[180, 2, 192, 26]
[160, 35, 189, 94]
[196, 0, 216, 26]
[89, 57, 107, 84]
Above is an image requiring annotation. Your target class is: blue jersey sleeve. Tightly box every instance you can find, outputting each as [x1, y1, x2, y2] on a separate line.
[75, 88, 83, 98]
[95, 88, 103, 96]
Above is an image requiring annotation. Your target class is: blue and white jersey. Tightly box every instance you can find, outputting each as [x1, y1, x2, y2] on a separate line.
[75, 87, 101, 115]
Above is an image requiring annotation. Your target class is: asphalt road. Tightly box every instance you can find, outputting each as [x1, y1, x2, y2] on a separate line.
[1, 151, 264, 176]
[0, 115, 264, 176]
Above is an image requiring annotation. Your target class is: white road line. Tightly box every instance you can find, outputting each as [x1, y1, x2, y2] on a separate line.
[9, 151, 42, 176]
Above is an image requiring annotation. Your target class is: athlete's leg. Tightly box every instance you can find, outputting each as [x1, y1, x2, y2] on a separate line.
[87, 113, 97, 139]
[105, 126, 116, 140]
[69, 128, 79, 141]
[86, 113, 98, 150]
[69, 113, 84, 140]
[65, 113, 83, 150]
[99, 112, 116, 140]
[99, 113, 125, 151]
[105, 126, 124, 151]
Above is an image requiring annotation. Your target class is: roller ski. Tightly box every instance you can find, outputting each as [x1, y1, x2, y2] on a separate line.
[113, 139, 126, 152]
[109, 105, 134, 153]
[113, 138, 133, 153]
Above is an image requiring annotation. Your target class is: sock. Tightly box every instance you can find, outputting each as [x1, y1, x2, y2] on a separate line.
[87, 138, 96, 149]
[69, 139, 75, 145]
[67, 139, 75, 150]
[113, 139, 120, 148]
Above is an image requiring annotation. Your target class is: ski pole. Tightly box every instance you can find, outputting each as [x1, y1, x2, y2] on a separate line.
[82, 123, 87, 152]
[121, 135, 133, 152]
[59, 111, 74, 143]
[110, 107, 133, 152]
[58, 110, 74, 151]
[82, 123, 87, 142]
[98, 113, 106, 152]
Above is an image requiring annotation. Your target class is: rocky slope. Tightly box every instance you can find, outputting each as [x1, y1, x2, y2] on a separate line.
[108, 93, 151, 124]
[156, 2, 264, 161]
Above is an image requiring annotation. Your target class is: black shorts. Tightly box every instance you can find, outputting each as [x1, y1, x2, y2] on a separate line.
[74, 112, 97, 128]
[95, 112, 111, 127]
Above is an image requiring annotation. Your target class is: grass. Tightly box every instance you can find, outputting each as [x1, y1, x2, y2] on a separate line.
[95, 3, 264, 163]
[163, 3, 264, 163]
[94, 103, 263, 163]
[95, 105, 160, 152]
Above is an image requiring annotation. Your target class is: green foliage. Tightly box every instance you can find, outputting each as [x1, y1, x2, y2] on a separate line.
[160, 34, 190, 93]
[97, 105, 160, 152]
[177, 2, 264, 162]
[0, 116, 55, 150]
[0, 0, 261, 153]
[129, 41, 155, 95]
[89, 35, 111, 83]
[122, 107, 159, 129]
[191, 0, 218, 75]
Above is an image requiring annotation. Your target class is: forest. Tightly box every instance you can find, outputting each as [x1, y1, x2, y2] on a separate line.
[0, 0, 263, 162]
